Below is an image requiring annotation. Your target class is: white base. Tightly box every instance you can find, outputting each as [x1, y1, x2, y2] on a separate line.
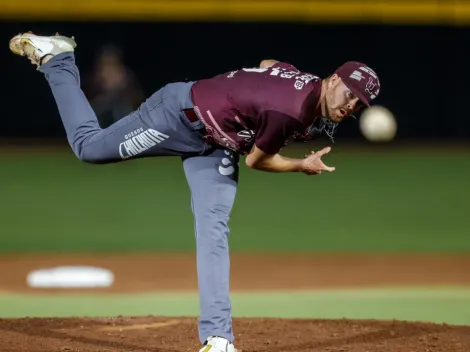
[26, 266, 114, 288]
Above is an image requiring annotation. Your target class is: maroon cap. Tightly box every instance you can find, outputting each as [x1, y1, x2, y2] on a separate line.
[335, 61, 381, 107]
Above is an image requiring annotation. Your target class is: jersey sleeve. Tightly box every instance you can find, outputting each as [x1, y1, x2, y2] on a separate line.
[255, 110, 304, 155]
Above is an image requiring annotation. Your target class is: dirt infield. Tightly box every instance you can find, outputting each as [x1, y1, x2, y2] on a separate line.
[0, 316, 469, 352]
[1, 253, 470, 293]
[0, 253, 470, 351]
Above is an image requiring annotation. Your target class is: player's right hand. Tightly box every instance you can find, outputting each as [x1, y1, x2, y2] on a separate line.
[301, 146, 336, 175]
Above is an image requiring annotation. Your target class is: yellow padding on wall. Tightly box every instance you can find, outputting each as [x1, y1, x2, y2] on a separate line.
[1, 0, 469, 25]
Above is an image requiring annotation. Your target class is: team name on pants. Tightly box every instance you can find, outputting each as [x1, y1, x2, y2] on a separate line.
[119, 128, 169, 159]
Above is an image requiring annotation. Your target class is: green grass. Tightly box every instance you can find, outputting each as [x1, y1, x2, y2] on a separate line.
[1, 144, 469, 253]
[1, 288, 469, 325]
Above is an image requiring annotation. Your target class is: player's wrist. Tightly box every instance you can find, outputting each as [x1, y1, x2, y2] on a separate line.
[287, 158, 305, 173]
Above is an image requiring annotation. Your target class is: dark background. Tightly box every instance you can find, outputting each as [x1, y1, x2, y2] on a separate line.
[1, 21, 467, 141]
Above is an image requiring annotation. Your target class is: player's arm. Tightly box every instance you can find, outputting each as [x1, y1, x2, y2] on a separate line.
[246, 145, 334, 175]
[246, 145, 303, 172]
[259, 59, 279, 68]
[245, 111, 335, 175]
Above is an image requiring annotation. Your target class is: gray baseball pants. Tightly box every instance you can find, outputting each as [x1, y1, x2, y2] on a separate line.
[39, 52, 238, 344]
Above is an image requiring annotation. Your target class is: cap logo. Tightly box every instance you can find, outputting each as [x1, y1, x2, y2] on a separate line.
[349, 70, 364, 81]
[365, 77, 379, 100]
[339, 62, 381, 103]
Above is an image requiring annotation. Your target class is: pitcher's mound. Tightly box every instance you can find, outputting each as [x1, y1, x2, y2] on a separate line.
[0, 316, 469, 351]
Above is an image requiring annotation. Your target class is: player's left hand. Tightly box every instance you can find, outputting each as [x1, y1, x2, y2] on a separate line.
[301, 146, 336, 175]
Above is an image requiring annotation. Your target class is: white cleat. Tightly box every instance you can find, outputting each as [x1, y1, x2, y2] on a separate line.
[199, 336, 238, 352]
[9, 32, 77, 68]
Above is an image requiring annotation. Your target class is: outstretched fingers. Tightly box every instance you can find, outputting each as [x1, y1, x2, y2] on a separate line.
[316, 146, 332, 156]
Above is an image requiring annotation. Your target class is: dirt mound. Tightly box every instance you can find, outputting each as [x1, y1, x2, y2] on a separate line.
[0, 316, 469, 352]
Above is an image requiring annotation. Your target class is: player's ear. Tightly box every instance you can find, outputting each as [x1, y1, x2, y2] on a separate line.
[328, 73, 339, 88]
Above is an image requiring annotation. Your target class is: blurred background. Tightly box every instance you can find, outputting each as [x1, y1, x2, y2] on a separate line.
[0, 0, 469, 327]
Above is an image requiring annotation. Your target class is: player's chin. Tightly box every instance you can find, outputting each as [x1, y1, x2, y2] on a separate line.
[328, 113, 343, 123]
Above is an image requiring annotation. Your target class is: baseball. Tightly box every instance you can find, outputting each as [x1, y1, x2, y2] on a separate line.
[359, 105, 397, 142]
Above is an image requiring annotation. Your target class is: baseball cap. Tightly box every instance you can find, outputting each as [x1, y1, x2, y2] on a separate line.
[335, 61, 381, 107]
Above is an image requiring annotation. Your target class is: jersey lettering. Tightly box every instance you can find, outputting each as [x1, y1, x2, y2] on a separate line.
[240, 65, 319, 90]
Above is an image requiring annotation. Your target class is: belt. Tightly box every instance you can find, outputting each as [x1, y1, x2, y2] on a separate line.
[183, 108, 200, 124]
[183, 108, 211, 141]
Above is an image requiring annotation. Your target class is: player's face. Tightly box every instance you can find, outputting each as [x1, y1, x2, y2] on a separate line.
[325, 74, 364, 123]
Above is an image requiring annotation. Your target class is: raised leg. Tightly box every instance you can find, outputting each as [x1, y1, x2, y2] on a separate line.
[39, 52, 207, 163]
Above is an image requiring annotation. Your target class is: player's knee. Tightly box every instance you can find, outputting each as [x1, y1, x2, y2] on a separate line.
[77, 151, 110, 164]
[66, 129, 114, 164]
[77, 153, 102, 164]
[73, 144, 110, 164]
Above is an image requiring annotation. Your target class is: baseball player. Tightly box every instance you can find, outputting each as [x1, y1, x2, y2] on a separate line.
[9, 32, 381, 352]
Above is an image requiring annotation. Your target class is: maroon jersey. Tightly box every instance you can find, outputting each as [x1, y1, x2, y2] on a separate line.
[190, 62, 322, 155]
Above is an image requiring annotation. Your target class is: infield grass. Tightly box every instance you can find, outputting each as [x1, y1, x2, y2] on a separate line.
[0, 288, 469, 326]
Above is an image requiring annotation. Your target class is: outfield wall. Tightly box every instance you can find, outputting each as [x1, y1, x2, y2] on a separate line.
[0, 1, 468, 140]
